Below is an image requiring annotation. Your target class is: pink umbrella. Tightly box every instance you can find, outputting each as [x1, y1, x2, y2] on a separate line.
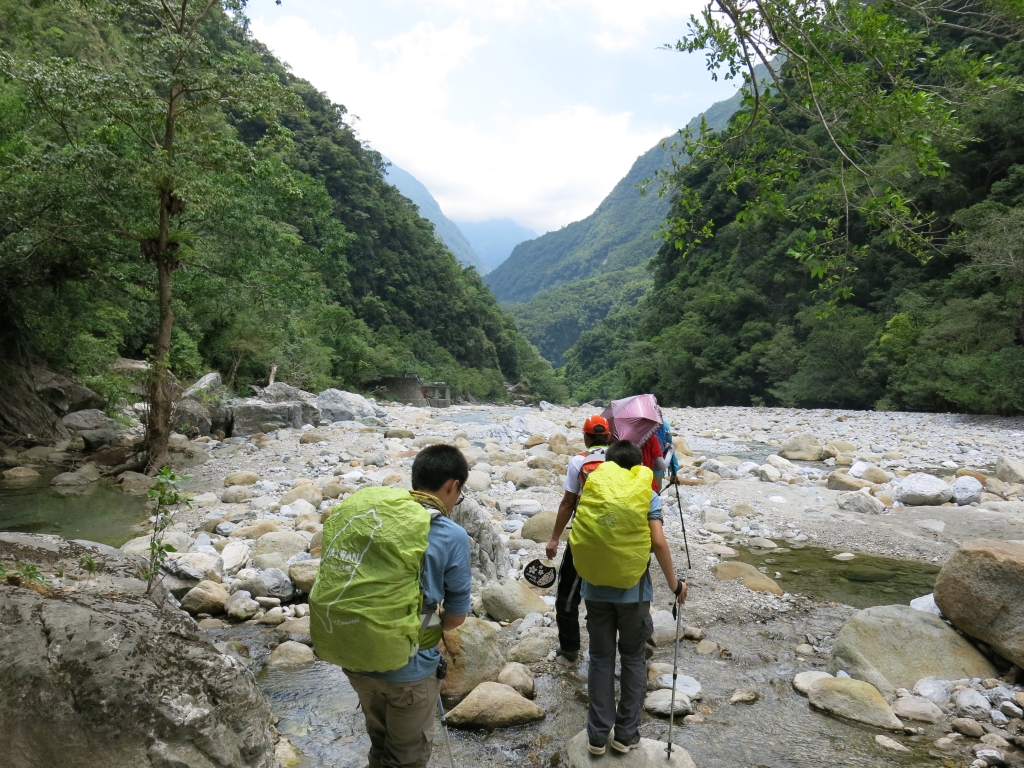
[601, 394, 663, 445]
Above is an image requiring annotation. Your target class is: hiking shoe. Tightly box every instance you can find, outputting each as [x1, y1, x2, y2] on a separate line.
[611, 734, 641, 754]
[587, 739, 607, 755]
[554, 647, 578, 666]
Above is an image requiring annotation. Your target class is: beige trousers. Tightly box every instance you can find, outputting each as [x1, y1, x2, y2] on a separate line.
[346, 671, 442, 768]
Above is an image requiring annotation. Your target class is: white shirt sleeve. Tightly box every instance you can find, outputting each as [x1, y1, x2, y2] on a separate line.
[563, 454, 586, 495]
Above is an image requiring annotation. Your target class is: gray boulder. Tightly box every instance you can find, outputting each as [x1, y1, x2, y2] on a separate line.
[230, 401, 302, 435]
[481, 578, 548, 622]
[951, 475, 983, 505]
[837, 491, 885, 516]
[896, 473, 953, 506]
[995, 455, 1024, 484]
[172, 398, 212, 436]
[32, 367, 106, 415]
[439, 617, 504, 697]
[779, 434, 825, 461]
[564, 732, 697, 768]
[61, 409, 116, 433]
[181, 372, 223, 401]
[449, 497, 510, 581]
[315, 389, 376, 423]
[828, 604, 996, 695]
[807, 677, 903, 730]
[953, 688, 992, 720]
[0, 585, 276, 768]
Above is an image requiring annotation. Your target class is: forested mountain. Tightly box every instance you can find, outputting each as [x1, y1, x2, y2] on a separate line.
[456, 219, 538, 272]
[382, 161, 487, 273]
[563, 38, 1024, 414]
[0, 0, 563, 414]
[486, 87, 746, 304]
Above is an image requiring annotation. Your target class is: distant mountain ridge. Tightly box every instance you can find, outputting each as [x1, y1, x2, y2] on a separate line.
[383, 161, 487, 273]
[486, 85, 749, 304]
[457, 218, 538, 271]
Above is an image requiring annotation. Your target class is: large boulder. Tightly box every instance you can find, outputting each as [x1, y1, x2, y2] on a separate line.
[31, 367, 106, 415]
[896, 473, 953, 506]
[288, 559, 320, 593]
[445, 682, 545, 729]
[995, 455, 1024, 484]
[933, 538, 1024, 668]
[180, 372, 223, 401]
[807, 677, 903, 730]
[521, 510, 566, 544]
[251, 531, 309, 560]
[172, 399, 212, 436]
[439, 617, 504, 697]
[230, 401, 302, 435]
[711, 561, 783, 595]
[180, 580, 229, 615]
[61, 409, 116, 433]
[951, 475, 983, 506]
[449, 497, 510, 581]
[778, 434, 825, 461]
[0, 585, 276, 768]
[481, 578, 549, 622]
[564, 731, 697, 768]
[315, 389, 376, 423]
[280, 484, 323, 507]
[828, 604, 996, 695]
[497, 662, 535, 699]
[837, 491, 885, 516]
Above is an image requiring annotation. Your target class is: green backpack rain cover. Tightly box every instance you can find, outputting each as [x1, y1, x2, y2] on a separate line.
[309, 486, 442, 673]
[569, 461, 654, 589]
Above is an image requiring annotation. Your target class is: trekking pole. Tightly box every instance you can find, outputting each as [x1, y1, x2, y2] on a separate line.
[437, 695, 457, 768]
[672, 472, 691, 570]
[665, 598, 683, 760]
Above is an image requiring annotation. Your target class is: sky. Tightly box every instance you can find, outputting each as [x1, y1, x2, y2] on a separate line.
[247, 0, 739, 234]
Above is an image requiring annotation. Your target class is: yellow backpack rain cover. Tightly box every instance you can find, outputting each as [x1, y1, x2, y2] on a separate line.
[309, 486, 441, 673]
[569, 461, 654, 589]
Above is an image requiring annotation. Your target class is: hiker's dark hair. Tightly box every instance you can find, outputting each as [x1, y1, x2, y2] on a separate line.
[412, 444, 470, 492]
[587, 432, 610, 446]
[606, 440, 642, 470]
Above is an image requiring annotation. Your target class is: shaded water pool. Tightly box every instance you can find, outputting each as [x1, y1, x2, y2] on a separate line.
[0, 468, 148, 546]
[732, 545, 940, 609]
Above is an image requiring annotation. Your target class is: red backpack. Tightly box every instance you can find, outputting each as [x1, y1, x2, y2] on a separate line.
[577, 448, 606, 490]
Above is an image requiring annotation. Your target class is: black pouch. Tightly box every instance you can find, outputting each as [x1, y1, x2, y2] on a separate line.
[436, 655, 448, 680]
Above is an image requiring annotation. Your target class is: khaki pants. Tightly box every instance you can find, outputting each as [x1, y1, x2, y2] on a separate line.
[346, 671, 442, 768]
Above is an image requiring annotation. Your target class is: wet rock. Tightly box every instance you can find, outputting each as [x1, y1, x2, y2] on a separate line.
[508, 633, 553, 664]
[0, 584, 276, 768]
[440, 617, 504, 697]
[280, 484, 323, 507]
[793, 671, 833, 695]
[650, 610, 681, 646]
[711, 561, 783, 595]
[564, 731, 697, 768]
[897, 473, 954, 506]
[644, 689, 695, 716]
[837, 490, 885, 516]
[225, 590, 261, 620]
[225, 471, 259, 487]
[933, 538, 1024, 668]
[807, 677, 904, 730]
[445, 682, 545, 729]
[953, 717, 987, 738]
[3, 466, 40, 481]
[730, 689, 758, 704]
[267, 640, 315, 666]
[260, 568, 295, 601]
[315, 389, 376, 423]
[655, 674, 702, 699]
[251, 531, 308, 560]
[954, 688, 992, 720]
[277, 616, 311, 645]
[180, 580, 229, 615]
[497, 662, 535, 698]
[779, 434, 825, 461]
[50, 471, 90, 486]
[829, 604, 996, 695]
[288, 559, 320, 593]
[875, 735, 911, 753]
[893, 695, 945, 723]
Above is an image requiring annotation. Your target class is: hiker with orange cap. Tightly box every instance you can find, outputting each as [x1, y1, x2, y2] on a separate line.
[545, 414, 611, 665]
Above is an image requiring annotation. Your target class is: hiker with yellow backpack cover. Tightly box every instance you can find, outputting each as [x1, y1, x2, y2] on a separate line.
[569, 439, 688, 756]
[309, 444, 472, 768]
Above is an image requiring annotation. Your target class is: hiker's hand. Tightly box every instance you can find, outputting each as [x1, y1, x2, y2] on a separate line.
[673, 579, 688, 605]
[546, 538, 559, 560]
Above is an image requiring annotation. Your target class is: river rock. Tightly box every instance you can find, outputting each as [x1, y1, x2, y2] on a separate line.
[779, 434, 825, 461]
[996, 455, 1024, 484]
[952, 717, 986, 738]
[657, 674, 702, 699]
[933, 538, 1024, 668]
[231, 570, 269, 598]
[952, 475, 984, 505]
[267, 640, 315, 665]
[221, 485, 252, 503]
[231, 520, 280, 540]
[450, 497, 510, 581]
[466, 470, 491, 492]
[251, 531, 308, 560]
[3, 466, 40, 481]
[913, 676, 955, 706]
[445, 682, 545, 729]
[260, 567, 295, 600]
[650, 610, 681, 646]
[837, 490, 885, 516]
[121, 531, 194, 557]
[521, 510, 564, 543]
[225, 590, 261, 620]
[172, 399, 212, 436]
[828, 604, 996, 695]
[180, 580, 229, 615]
[225, 471, 259, 487]
[440, 617, 504, 697]
[481, 578, 548, 622]
[508, 633, 553, 663]
[32, 367, 106, 415]
[181, 371, 222, 400]
[288, 558, 320, 593]
[564, 731, 697, 768]
[314, 389, 375, 423]
[498, 662, 535, 698]
[893, 695, 945, 723]
[712, 561, 783, 595]
[874, 735, 910, 753]
[221, 541, 250, 574]
[793, 671, 834, 695]
[644, 689, 695, 716]
[51, 471, 90, 486]
[0, 584, 276, 767]
[897, 473, 953, 506]
[807, 677, 903, 730]
[827, 471, 873, 491]
[164, 551, 223, 582]
[280, 483, 323, 507]
[61, 409, 116, 433]
[954, 688, 992, 720]
[231, 401, 302, 435]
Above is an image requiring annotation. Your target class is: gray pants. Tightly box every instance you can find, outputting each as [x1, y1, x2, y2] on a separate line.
[346, 671, 442, 768]
[584, 599, 653, 746]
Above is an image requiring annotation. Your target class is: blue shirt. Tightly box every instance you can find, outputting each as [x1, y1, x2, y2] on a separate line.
[363, 514, 472, 682]
[581, 493, 663, 604]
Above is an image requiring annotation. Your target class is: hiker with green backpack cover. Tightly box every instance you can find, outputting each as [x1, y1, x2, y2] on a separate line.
[309, 444, 472, 768]
[569, 439, 688, 756]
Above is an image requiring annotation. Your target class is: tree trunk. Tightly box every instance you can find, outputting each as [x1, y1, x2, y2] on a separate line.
[147, 248, 175, 472]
